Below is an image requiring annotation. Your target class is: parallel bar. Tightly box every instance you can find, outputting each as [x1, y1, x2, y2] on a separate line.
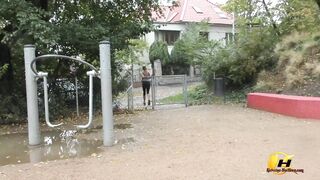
[75, 71, 95, 129]
[24, 45, 41, 146]
[75, 77, 79, 116]
[40, 72, 63, 128]
[100, 41, 114, 146]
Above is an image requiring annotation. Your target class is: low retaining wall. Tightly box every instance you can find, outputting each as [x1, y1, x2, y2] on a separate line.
[247, 93, 320, 119]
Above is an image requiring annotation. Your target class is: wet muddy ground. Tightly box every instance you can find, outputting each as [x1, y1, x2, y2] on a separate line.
[0, 105, 320, 180]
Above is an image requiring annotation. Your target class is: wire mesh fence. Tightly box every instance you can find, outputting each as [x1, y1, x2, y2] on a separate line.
[152, 75, 188, 107]
[118, 74, 189, 111]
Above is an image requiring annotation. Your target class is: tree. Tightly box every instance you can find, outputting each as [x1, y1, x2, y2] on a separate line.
[0, 0, 161, 123]
[115, 39, 147, 85]
[149, 41, 170, 74]
[175, 22, 210, 65]
[224, 0, 320, 35]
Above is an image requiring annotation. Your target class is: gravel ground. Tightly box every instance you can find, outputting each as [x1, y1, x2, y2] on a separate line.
[0, 104, 319, 180]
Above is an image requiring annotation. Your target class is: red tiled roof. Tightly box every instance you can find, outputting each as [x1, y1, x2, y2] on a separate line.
[152, 0, 233, 25]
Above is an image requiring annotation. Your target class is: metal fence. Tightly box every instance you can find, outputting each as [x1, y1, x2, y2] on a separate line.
[122, 74, 188, 111]
[151, 75, 188, 108]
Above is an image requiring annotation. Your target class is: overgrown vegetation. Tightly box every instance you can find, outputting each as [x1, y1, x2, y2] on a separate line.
[167, 0, 320, 98]
[254, 32, 320, 96]
[159, 84, 250, 105]
[0, 0, 161, 123]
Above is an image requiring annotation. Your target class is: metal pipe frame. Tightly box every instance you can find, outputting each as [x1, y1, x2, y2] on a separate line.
[24, 45, 41, 146]
[75, 70, 96, 129]
[99, 41, 114, 146]
[25, 43, 113, 146]
[30, 54, 99, 77]
[38, 71, 63, 128]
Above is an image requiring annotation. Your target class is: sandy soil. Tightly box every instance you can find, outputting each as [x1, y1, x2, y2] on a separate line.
[0, 104, 320, 180]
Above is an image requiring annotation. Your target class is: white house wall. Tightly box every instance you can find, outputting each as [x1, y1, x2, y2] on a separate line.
[145, 23, 233, 49]
[133, 22, 233, 80]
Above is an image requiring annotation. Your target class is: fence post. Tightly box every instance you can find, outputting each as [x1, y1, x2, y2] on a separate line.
[24, 45, 41, 146]
[75, 77, 79, 116]
[151, 76, 156, 110]
[99, 41, 114, 146]
[184, 74, 188, 107]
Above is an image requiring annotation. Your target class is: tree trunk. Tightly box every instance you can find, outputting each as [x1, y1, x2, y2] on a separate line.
[315, 0, 320, 9]
[262, 0, 280, 36]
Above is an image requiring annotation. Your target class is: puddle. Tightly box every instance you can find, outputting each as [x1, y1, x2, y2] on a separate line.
[114, 123, 132, 129]
[0, 130, 102, 166]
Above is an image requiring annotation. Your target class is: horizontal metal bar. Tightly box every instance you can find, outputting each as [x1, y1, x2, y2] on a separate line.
[30, 54, 99, 76]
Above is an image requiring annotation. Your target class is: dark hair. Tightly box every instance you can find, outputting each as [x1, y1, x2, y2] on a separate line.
[142, 66, 147, 70]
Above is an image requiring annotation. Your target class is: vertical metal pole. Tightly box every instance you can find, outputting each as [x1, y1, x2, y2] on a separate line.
[151, 76, 155, 110]
[130, 55, 134, 111]
[99, 41, 114, 146]
[75, 77, 79, 117]
[24, 45, 41, 146]
[183, 74, 188, 107]
[43, 75, 49, 126]
[88, 73, 93, 127]
[127, 88, 130, 110]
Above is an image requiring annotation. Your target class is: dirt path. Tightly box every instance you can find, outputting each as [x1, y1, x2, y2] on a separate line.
[1, 105, 320, 180]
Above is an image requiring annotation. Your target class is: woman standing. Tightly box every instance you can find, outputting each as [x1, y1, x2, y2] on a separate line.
[141, 66, 151, 106]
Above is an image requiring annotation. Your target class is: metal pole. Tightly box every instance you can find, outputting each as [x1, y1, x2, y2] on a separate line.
[75, 71, 95, 129]
[151, 76, 155, 110]
[183, 74, 188, 107]
[130, 59, 134, 111]
[24, 45, 41, 146]
[40, 73, 63, 128]
[99, 41, 114, 146]
[75, 77, 79, 117]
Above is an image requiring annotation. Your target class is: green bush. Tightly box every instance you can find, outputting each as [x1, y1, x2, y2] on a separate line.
[149, 41, 170, 65]
[202, 29, 278, 89]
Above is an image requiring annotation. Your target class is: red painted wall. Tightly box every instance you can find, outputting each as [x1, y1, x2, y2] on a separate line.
[247, 93, 320, 120]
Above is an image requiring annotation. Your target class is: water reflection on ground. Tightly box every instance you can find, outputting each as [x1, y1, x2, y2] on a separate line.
[0, 130, 102, 166]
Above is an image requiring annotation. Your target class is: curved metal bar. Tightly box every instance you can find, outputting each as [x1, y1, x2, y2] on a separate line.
[30, 54, 99, 76]
[40, 72, 63, 128]
[75, 70, 95, 129]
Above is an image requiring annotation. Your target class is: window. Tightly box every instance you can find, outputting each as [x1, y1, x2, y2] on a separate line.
[200, 32, 209, 40]
[192, 6, 203, 14]
[225, 33, 237, 45]
[213, 6, 228, 19]
[156, 30, 180, 45]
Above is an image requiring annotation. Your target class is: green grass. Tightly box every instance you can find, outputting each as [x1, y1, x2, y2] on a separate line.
[159, 84, 250, 106]
[159, 93, 185, 104]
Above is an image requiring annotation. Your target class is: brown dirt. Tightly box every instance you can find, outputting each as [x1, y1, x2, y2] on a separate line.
[0, 105, 319, 180]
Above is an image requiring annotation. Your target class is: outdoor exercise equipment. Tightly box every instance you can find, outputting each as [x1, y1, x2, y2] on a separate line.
[24, 41, 113, 146]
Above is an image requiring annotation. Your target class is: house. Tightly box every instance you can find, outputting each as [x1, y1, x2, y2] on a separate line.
[134, 0, 234, 80]
[144, 0, 235, 53]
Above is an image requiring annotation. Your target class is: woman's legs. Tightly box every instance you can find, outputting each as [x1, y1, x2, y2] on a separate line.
[142, 81, 151, 106]
[142, 82, 146, 105]
[146, 82, 151, 105]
